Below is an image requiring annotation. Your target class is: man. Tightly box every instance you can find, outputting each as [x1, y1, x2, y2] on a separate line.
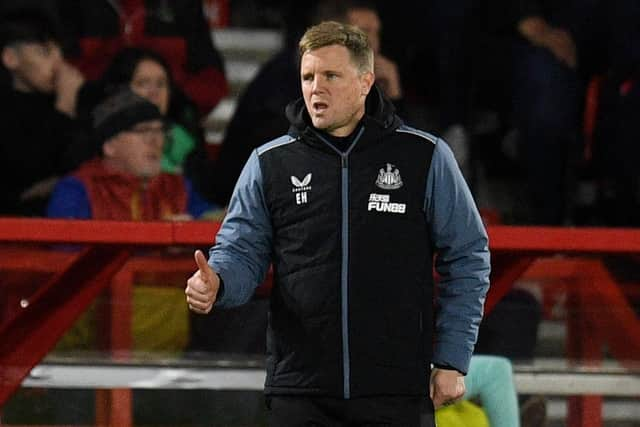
[47, 87, 213, 221]
[185, 21, 490, 426]
[0, 7, 89, 216]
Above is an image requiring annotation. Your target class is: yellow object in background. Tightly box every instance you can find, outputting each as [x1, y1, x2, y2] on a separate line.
[132, 286, 189, 353]
[436, 400, 490, 427]
[54, 285, 189, 356]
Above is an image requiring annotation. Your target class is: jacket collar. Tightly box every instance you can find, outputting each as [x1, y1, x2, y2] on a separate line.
[285, 84, 401, 151]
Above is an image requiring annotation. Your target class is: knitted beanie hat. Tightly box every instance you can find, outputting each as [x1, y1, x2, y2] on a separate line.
[93, 87, 163, 144]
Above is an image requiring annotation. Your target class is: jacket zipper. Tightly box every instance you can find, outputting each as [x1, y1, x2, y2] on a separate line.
[314, 126, 364, 399]
[340, 153, 350, 398]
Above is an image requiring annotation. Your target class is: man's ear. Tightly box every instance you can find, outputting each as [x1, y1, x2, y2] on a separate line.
[1, 46, 19, 70]
[360, 71, 375, 96]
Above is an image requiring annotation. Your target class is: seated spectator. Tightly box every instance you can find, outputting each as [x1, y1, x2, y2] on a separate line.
[78, 47, 212, 193]
[48, 88, 218, 356]
[508, 1, 587, 224]
[54, 0, 228, 118]
[0, 7, 90, 216]
[48, 87, 215, 221]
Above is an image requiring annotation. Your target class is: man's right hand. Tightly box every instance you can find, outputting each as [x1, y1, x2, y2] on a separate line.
[430, 367, 465, 409]
[185, 250, 220, 314]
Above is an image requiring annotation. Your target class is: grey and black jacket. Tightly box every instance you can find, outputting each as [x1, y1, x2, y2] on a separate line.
[209, 86, 490, 399]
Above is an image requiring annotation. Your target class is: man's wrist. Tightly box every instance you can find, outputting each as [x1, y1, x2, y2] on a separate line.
[432, 363, 464, 375]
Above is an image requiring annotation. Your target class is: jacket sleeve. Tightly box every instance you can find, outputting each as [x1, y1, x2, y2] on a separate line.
[46, 176, 92, 219]
[208, 149, 273, 307]
[424, 139, 491, 374]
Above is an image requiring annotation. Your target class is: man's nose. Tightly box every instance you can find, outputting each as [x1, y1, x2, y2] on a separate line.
[311, 77, 323, 93]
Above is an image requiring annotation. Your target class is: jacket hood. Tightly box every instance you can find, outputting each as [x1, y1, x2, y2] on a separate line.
[285, 84, 401, 140]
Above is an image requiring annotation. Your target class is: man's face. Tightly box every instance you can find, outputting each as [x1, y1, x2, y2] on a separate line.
[301, 44, 373, 137]
[2, 41, 62, 93]
[103, 119, 165, 178]
[347, 8, 381, 54]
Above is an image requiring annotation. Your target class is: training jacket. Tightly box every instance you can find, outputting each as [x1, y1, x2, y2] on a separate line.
[209, 86, 490, 399]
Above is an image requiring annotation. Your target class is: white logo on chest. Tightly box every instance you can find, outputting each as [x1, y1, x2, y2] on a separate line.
[291, 173, 312, 205]
[375, 163, 403, 190]
[368, 193, 406, 214]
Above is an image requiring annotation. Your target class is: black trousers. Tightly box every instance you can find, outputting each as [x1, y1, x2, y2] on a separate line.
[267, 395, 434, 427]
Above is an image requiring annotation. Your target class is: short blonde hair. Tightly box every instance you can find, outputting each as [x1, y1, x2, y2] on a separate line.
[299, 21, 374, 73]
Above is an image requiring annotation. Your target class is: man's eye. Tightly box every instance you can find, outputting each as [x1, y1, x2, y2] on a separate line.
[327, 73, 338, 80]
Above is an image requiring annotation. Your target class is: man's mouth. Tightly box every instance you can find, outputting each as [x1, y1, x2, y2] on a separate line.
[312, 102, 328, 112]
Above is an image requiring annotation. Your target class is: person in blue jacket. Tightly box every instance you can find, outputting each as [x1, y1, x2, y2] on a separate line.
[185, 21, 490, 426]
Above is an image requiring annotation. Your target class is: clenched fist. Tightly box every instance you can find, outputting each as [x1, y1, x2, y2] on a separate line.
[430, 367, 465, 409]
[185, 249, 220, 314]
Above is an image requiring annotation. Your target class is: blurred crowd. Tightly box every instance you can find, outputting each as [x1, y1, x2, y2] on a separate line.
[1, 0, 638, 227]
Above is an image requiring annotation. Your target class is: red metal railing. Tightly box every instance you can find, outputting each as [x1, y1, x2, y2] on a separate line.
[1, 218, 639, 426]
